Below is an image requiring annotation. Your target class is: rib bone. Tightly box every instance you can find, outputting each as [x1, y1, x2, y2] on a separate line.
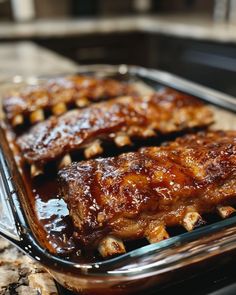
[114, 133, 131, 147]
[217, 205, 236, 219]
[146, 224, 169, 244]
[58, 153, 72, 169]
[31, 164, 43, 178]
[98, 235, 126, 257]
[52, 102, 67, 116]
[76, 97, 90, 108]
[142, 128, 156, 137]
[182, 212, 205, 231]
[12, 114, 24, 126]
[29, 109, 44, 124]
[84, 140, 103, 159]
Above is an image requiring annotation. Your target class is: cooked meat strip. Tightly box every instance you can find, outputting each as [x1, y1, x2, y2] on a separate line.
[17, 89, 213, 167]
[3, 75, 136, 123]
[58, 131, 236, 255]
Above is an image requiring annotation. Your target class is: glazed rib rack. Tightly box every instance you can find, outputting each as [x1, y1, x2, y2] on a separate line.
[3, 75, 136, 127]
[16, 88, 213, 177]
[58, 131, 236, 258]
[5, 73, 236, 262]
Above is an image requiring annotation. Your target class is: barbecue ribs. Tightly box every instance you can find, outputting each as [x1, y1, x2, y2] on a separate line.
[58, 131, 236, 257]
[3, 75, 136, 126]
[17, 89, 213, 176]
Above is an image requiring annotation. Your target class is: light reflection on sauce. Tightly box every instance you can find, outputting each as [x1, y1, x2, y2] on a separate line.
[31, 179, 77, 257]
[35, 197, 69, 221]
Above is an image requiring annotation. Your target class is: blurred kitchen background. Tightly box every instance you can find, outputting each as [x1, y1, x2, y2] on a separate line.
[0, 0, 236, 95]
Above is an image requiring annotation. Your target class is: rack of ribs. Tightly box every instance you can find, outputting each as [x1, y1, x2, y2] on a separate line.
[58, 131, 236, 257]
[3, 75, 136, 126]
[16, 89, 213, 176]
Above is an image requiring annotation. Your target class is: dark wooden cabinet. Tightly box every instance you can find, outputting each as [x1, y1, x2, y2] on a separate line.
[149, 35, 236, 96]
[35, 32, 149, 66]
[36, 33, 236, 96]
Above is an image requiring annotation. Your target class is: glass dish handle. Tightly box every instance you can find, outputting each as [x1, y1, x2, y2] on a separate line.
[0, 151, 20, 242]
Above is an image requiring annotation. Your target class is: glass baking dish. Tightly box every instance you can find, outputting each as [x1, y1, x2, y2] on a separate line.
[0, 64, 236, 294]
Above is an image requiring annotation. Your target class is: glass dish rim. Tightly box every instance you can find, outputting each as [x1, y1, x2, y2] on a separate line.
[0, 64, 236, 279]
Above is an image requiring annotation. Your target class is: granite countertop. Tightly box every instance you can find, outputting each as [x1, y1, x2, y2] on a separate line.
[0, 14, 236, 44]
[0, 41, 78, 81]
[0, 41, 78, 295]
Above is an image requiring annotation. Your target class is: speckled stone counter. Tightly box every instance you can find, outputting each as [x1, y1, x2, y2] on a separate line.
[0, 41, 78, 81]
[0, 14, 236, 44]
[0, 42, 78, 294]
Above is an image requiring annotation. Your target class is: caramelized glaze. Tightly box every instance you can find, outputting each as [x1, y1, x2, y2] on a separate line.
[3, 75, 136, 122]
[58, 131, 236, 249]
[17, 89, 213, 166]
[2, 78, 227, 260]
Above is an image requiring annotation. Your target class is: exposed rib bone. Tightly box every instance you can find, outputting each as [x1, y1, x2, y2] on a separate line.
[76, 97, 90, 108]
[114, 133, 132, 147]
[182, 212, 205, 231]
[84, 140, 103, 159]
[58, 153, 72, 169]
[217, 205, 236, 219]
[31, 164, 43, 178]
[146, 225, 169, 244]
[98, 235, 126, 257]
[142, 128, 156, 137]
[12, 114, 24, 126]
[52, 102, 67, 116]
[29, 109, 44, 124]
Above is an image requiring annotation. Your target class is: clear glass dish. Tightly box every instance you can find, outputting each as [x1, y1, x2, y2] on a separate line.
[0, 64, 236, 294]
